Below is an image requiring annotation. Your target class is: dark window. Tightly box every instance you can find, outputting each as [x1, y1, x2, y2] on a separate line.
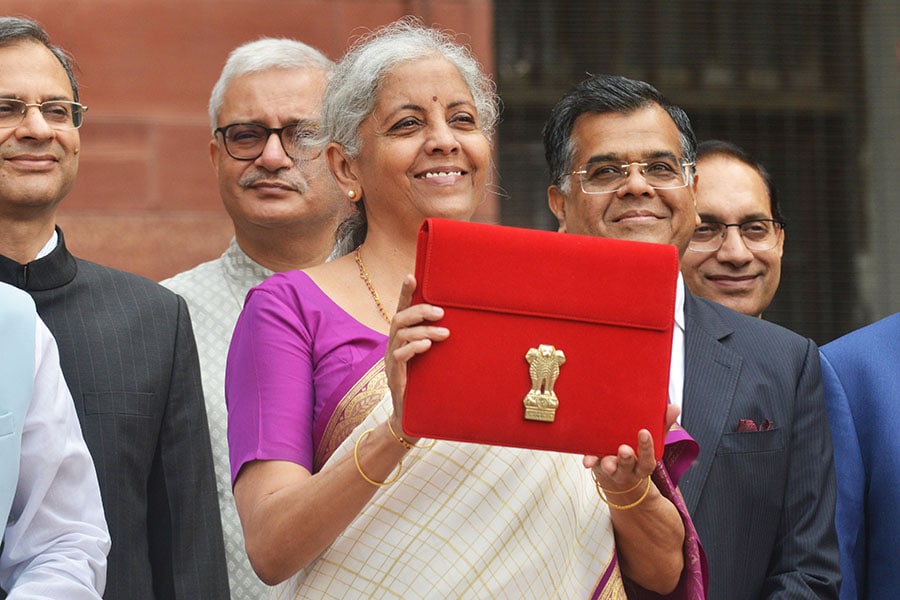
[494, 0, 864, 343]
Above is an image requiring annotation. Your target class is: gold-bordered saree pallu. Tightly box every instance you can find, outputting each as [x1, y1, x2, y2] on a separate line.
[313, 357, 388, 472]
[297, 359, 706, 599]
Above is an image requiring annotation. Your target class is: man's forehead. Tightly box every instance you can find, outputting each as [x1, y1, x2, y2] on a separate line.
[221, 68, 326, 121]
[570, 106, 682, 162]
[0, 40, 72, 88]
[231, 66, 328, 93]
[696, 156, 772, 217]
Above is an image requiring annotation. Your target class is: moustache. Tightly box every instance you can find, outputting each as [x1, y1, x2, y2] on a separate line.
[239, 168, 309, 193]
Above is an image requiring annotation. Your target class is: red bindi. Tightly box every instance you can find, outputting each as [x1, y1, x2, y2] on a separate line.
[433, 96, 438, 102]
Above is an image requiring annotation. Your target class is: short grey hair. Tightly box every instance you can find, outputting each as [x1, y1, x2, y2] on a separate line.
[208, 37, 334, 131]
[320, 17, 499, 158]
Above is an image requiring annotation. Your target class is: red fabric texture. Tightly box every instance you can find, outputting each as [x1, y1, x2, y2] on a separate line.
[403, 218, 679, 460]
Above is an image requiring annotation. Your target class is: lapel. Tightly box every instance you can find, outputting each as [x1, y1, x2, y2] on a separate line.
[678, 291, 744, 513]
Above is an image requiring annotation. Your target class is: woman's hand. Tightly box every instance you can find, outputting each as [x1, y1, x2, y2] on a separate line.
[384, 275, 449, 423]
[584, 403, 684, 594]
[583, 404, 679, 495]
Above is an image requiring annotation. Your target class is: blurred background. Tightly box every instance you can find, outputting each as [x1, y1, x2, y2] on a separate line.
[3, 0, 897, 345]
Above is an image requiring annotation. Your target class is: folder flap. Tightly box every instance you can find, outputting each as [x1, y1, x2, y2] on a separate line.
[414, 218, 679, 331]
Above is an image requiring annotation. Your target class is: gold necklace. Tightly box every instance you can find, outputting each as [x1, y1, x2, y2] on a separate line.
[354, 246, 392, 325]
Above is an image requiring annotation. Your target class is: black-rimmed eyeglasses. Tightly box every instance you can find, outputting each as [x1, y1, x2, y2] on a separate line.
[688, 219, 785, 252]
[0, 98, 88, 130]
[214, 121, 319, 161]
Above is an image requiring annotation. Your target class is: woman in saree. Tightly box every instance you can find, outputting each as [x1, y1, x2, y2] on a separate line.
[225, 18, 706, 599]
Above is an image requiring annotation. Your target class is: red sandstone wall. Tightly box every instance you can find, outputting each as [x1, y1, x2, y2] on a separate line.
[1, 0, 495, 281]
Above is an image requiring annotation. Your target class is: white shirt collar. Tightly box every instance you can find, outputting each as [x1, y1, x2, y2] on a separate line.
[674, 271, 685, 333]
[669, 272, 686, 421]
[35, 230, 59, 260]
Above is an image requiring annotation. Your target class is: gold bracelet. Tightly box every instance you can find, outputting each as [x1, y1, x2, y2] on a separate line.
[593, 474, 652, 510]
[354, 428, 402, 486]
[387, 418, 436, 450]
[387, 419, 415, 450]
[596, 474, 648, 496]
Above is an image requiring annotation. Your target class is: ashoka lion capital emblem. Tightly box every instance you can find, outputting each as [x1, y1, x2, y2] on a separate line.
[524, 344, 566, 422]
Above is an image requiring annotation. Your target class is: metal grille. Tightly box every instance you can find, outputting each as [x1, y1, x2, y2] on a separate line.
[494, 0, 866, 343]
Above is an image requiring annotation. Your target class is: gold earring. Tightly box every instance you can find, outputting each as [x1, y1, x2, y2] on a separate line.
[348, 190, 357, 199]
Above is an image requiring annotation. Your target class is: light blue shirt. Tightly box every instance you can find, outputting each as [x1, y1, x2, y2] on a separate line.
[0, 283, 110, 598]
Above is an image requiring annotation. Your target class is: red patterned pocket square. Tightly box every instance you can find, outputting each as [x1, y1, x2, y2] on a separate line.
[736, 419, 774, 432]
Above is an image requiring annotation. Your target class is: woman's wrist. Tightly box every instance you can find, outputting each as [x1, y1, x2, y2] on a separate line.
[387, 414, 420, 448]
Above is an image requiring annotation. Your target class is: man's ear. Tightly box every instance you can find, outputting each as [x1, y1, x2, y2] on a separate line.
[689, 172, 701, 226]
[325, 142, 362, 201]
[209, 137, 221, 176]
[547, 185, 568, 233]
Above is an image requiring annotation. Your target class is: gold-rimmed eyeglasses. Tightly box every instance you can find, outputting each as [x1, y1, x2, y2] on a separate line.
[0, 98, 88, 130]
[567, 158, 694, 194]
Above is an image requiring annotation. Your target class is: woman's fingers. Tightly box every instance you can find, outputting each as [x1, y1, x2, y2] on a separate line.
[665, 404, 680, 431]
[386, 274, 449, 417]
[388, 304, 448, 361]
[585, 429, 655, 492]
[393, 274, 417, 316]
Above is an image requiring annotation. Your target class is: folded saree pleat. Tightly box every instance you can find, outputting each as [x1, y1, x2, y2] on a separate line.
[624, 424, 708, 599]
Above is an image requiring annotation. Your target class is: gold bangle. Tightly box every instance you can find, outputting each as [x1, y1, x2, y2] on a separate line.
[596, 474, 648, 496]
[387, 419, 415, 450]
[387, 418, 436, 450]
[354, 428, 402, 486]
[593, 474, 652, 510]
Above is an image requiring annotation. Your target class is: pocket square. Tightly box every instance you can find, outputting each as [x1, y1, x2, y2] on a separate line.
[736, 418, 774, 432]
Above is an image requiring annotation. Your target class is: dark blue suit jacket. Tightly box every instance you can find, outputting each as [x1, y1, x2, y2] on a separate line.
[820, 313, 900, 600]
[679, 291, 841, 599]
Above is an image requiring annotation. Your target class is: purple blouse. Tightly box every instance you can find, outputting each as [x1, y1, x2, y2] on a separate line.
[225, 270, 387, 484]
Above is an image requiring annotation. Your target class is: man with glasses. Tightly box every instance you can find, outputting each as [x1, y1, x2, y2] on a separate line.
[543, 74, 840, 599]
[161, 38, 347, 598]
[0, 17, 227, 599]
[681, 140, 785, 318]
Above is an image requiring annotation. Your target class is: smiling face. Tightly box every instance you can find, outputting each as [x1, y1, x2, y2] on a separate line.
[330, 55, 491, 234]
[0, 41, 80, 219]
[547, 105, 699, 257]
[681, 154, 784, 317]
[211, 66, 343, 238]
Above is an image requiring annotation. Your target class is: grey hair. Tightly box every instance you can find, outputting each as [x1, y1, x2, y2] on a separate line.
[543, 74, 697, 194]
[323, 18, 499, 256]
[320, 17, 499, 159]
[0, 16, 80, 102]
[208, 37, 334, 131]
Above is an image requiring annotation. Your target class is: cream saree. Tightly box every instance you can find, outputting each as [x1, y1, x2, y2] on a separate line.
[277, 360, 704, 599]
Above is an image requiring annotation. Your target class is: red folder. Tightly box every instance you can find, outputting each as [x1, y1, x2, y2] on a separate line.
[403, 218, 678, 459]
